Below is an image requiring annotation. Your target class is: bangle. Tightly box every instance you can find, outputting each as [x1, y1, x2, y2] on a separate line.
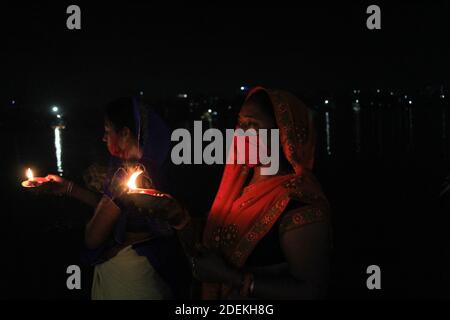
[172, 209, 191, 230]
[239, 273, 254, 298]
[249, 276, 255, 296]
[66, 181, 74, 196]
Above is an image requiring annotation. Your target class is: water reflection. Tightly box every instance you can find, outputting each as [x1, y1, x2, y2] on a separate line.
[407, 107, 414, 152]
[442, 108, 447, 156]
[54, 127, 64, 175]
[352, 101, 361, 154]
[325, 112, 332, 156]
[317, 97, 435, 159]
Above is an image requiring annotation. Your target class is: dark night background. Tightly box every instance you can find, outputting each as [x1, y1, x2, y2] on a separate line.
[1, 1, 450, 299]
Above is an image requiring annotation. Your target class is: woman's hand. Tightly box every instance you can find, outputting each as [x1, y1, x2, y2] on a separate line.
[104, 169, 128, 200]
[123, 193, 190, 229]
[191, 245, 242, 286]
[34, 174, 71, 196]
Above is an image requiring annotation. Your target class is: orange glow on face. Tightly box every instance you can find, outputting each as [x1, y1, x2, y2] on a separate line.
[127, 170, 143, 190]
[26, 168, 34, 181]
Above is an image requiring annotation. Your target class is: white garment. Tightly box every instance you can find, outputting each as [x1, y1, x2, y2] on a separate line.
[91, 245, 172, 300]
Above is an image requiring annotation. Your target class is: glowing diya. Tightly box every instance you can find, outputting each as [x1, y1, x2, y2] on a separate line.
[21, 168, 50, 188]
[126, 170, 173, 200]
[124, 170, 188, 229]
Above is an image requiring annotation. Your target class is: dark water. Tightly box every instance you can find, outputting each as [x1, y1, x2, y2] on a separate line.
[2, 96, 450, 299]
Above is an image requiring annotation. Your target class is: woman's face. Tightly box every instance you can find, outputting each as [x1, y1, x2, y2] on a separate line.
[238, 99, 291, 173]
[103, 120, 124, 158]
[237, 101, 276, 131]
[236, 101, 277, 166]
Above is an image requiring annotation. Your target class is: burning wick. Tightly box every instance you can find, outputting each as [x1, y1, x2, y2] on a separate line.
[26, 168, 34, 182]
[126, 170, 167, 198]
[127, 170, 144, 191]
[21, 168, 50, 188]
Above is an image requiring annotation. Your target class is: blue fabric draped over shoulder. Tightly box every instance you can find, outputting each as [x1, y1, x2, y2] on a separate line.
[103, 98, 173, 244]
[82, 98, 190, 298]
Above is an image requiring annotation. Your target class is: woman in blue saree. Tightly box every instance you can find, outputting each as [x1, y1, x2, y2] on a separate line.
[41, 97, 190, 300]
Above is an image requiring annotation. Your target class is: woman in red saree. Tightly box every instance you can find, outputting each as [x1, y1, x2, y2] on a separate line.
[191, 87, 331, 299]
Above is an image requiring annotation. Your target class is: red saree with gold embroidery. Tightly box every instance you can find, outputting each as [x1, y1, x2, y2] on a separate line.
[202, 87, 330, 299]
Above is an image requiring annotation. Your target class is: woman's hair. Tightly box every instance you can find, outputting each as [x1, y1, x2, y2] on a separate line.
[104, 97, 170, 191]
[245, 90, 277, 124]
[104, 97, 137, 135]
[104, 97, 149, 147]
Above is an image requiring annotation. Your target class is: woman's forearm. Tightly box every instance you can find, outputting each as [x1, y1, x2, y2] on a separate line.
[224, 267, 324, 300]
[250, 274, 324, 300]
[176, 220, 196, 257]
[176, 216, 204, 258]
[70, 183, 102, 208]
[85, 196, 121, 249]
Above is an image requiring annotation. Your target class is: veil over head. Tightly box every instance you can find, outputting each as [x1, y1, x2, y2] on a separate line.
[201, 87, 330, 299]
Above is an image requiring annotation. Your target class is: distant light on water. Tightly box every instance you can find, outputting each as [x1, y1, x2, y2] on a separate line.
[325, 112, 332, 156]
[54, 127, 64, 175]
[442, 108, 447, 142]
[353, 103, 361, 153]
[408, 108, 414, 150]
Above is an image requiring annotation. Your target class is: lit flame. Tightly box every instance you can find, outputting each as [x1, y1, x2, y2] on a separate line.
[26, 168, 34, 181]
[127, 170, 143, 190]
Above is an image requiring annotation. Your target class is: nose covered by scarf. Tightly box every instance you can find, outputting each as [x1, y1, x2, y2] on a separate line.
[233, 130, 273, 169]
